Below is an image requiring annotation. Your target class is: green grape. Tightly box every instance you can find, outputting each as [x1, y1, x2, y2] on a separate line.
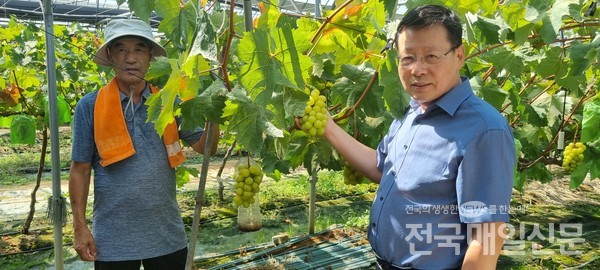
[342, 162, 364, 185]
[562, 142, 586, 172]
[233, 157, 264, 208]
[301, 89, 328, 137]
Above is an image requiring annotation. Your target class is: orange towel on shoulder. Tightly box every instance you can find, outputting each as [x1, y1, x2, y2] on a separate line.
[94, 78, 186, 168]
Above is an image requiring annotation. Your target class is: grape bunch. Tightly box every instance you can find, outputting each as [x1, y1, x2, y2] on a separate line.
[301, 89, 328, 137]
[562, 142, 586, 172]
[233, 158, 263, 208]
[343, 162, 364, 185]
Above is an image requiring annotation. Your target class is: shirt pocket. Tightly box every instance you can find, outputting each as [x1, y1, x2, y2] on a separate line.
[392, 148, 454, 201]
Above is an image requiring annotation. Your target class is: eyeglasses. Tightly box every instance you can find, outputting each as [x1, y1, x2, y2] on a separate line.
[398, 44, 460, 69]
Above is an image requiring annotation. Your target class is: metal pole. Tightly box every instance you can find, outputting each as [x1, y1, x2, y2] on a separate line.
[243, 0, 253, 31]
[315, 0, 321, 18]
[40, 0, 64, 269]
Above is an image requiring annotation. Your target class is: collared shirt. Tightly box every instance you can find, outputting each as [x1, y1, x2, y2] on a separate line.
[71, 85, 203, 261]
[370, 77, 516, 269]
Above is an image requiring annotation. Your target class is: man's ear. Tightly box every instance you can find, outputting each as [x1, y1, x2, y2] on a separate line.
[456, 44, 466, 66]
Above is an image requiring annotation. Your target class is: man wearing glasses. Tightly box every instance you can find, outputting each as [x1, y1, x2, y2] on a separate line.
[323, 5, 516, 269]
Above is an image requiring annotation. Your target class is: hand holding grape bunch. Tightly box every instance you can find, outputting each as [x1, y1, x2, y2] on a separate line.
[562, 142, 586, 172]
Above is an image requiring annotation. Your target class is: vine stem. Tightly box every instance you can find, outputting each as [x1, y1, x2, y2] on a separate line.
[481, 65, 496, 82]
[218, 0, 237, 92]
[334, 70, 378, 122]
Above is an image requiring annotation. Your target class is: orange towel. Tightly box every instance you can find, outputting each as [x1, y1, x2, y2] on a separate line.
[94, 78, 186, 168]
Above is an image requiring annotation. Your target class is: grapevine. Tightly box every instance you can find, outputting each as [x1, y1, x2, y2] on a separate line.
[232, 157, 263, 208]
[562, 142, 586, 172]
[301, 89, 328, 137]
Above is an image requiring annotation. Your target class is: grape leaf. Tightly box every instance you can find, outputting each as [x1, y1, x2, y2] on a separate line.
[179, 80, 228, 130]
[378, 51, 410, 119]
[156, 0, 197, 50]
[535, 47, 566, 78]
[189, 10, 218, 62]
[238, 29, 299, 104]
[227, 86, 270, 154]
[581, 97, 600, 144]
[127, 0, 155, 22]
[470, 76, 507, 111]
[269, 87, 308, 128]
[331, 63, 384, 118]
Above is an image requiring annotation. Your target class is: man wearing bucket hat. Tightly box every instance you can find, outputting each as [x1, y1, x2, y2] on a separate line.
[69, 18, 219, 269]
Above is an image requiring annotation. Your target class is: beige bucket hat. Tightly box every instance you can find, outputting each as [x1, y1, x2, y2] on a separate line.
[93, 19, 167, 66]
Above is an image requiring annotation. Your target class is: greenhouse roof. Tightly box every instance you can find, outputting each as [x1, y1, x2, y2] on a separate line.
[1, 0, 406, 27]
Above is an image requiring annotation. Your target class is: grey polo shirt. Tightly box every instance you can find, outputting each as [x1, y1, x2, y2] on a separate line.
[71, 85, 203, 261]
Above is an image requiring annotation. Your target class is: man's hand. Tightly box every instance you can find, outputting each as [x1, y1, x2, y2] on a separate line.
[73, 225, 97, 261]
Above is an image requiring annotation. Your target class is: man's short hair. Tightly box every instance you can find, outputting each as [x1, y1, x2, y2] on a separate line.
[395, 5, 463, 48]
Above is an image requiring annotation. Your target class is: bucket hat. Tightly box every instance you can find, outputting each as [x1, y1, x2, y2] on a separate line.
[93, 19, 167, 66]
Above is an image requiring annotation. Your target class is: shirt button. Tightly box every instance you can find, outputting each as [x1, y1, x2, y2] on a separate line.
[380, 196, 384, 201]
[403, 145, 408, 149]
[372, 222, 376, 227]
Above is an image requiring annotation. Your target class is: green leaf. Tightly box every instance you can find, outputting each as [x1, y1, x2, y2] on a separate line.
[179, 80, 227, 130]
[456, 0, 498, 15]
[523, 104, 547, 127]
[471, 14, 501, 45]
[581, 96, 600, 143]
[568, 42, 594, 76]
[176, 166, 198, 188]
[156, 0, 197, 50]
[485, 47, 525, 76]
[513, 22, 534, 45]
[189, 10, 218, 62]
[539, 16, 557, 45]
[147, 57, 173, 82]
[500, 2, 526, 30]
[0, 116, 13, 128]
[269, 87, 308, 128]
[549, 0, 581, 35]
[379, 52, 410, 119]
[227, 86, 269, 154]
[261, 147, 291, 178]
[238, 30, 296, 103]
[556, 75, 585, 94]
[470, 76, 507, 111]
[569, 160, 589, 189]
[126, 0, 155, 22]
[331, 63, 384, 118]
[383, 0, 399, 18]
[513, 170, 525, 192]
[146, 61, 185, 136]
[182, 54, 212, 82]
[535, 47, 566, 78]
[288, 130, 310, 169]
